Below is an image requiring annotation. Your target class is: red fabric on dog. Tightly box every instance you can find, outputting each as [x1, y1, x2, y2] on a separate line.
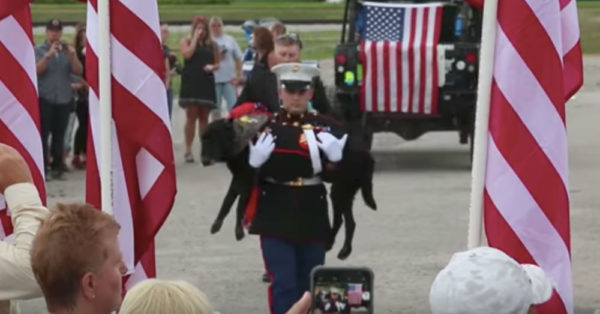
[243, 185, 260, 228]
[228, 102, 270, 119]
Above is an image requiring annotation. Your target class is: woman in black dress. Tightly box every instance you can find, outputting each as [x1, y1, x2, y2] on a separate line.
[179, 16, 220, 162]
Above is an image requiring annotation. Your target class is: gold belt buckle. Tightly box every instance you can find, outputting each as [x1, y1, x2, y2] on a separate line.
[290, 177, 303, 186]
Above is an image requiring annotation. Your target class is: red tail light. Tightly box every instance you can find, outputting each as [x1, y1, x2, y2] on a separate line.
[465, 51, 477, 64]
[336, 54, 347, 65]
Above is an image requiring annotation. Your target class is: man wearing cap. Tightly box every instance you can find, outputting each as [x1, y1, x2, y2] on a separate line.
[429, 246, 554, 314]
[273, 32, 331, 114]
[234, 29, 331, 115]
[247, 62, 347, 314]
[35, 19, 83, 180]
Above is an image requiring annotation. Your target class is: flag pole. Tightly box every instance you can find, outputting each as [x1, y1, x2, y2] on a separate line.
[467, 0, 499, 249]
[98, 0, 113, 216]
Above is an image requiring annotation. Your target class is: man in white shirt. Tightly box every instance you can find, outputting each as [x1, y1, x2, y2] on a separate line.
[0, 144, 50, 311]
[210, 16, 243, 116]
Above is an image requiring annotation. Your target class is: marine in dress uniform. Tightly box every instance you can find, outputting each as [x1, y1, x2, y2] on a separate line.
[247, 63, 348, 314]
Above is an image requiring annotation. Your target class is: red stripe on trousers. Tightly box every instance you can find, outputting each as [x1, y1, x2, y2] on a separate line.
[382, 41, 390, 113]
[260, 236, 275, 314]
[0, 45, 40, 128]
[489, 81, 570, 250]
[497, 0, 566, 122]
[562, 42, 583, 100]
[431, 7, 442, 114]
[418, 8, 429, 114]
[407, 8, 417, 113]
[484, 191, 568, 313]
[370, 41, 378, 112]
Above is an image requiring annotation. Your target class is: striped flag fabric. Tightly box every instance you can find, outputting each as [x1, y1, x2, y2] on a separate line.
[346, 283, 363, 305]
[84, 0, 176, 289]
[359, 2, 442, 114]
[0, 0, 46, 238]
[483, 0, 582, 312]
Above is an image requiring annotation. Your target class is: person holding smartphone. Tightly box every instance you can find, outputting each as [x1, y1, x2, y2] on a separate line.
[35, 19, 83, 180]
[246, 63, 348, 314]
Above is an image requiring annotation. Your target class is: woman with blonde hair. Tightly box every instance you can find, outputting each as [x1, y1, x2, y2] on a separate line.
[179, 16, 220, 163]
[119, 279, 213, 314]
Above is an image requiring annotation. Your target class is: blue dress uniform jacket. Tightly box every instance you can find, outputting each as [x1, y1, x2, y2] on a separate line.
[249, 111, 345, 243]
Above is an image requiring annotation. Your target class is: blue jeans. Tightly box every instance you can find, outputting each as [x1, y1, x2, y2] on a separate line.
[260, 237, 325, 314]
[215, 82, 237, 112]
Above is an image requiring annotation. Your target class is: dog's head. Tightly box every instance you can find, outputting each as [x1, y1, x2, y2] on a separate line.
[201, 119, 236, 166]
[201, 114, 270, 166]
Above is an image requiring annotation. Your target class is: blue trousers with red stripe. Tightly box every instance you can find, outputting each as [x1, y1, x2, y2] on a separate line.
[261, 237, 325, 314]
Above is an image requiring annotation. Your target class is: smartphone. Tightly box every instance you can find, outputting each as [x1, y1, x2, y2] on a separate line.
[310, 266, 374, 314]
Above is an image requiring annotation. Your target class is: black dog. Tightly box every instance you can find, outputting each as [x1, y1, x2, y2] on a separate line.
[201, 117, 376, 260]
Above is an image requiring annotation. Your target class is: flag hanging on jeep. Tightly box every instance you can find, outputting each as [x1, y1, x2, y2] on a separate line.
[358, 2, 443, 114]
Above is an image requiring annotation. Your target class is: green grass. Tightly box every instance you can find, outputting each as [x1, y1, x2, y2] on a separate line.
[578, 2, 600, 54]
[31, 2, 344, 23]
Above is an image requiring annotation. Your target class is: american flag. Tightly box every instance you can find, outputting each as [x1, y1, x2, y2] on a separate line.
[482, 0, 582, 312]
[359, 2, 442, 114]
[0, 0, 45, 238]
[347, 283, 363, 305]
[84, 0, 176, 289]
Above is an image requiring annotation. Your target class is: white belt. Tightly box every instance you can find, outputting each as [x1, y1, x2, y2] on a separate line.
[264, 177, 323, 187]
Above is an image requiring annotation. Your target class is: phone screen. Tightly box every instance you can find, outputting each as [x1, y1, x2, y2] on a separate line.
[311, 267, 373, 314]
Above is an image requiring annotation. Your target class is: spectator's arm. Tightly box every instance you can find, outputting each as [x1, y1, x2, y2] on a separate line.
[235, 57, 243, 82]
[164, 57, 171, 88]
[212, 43, 220, 70]
[180, 37, 197, 59]
[0, 183, 48, 300]
[67, 46, 83, 75]
[35, 48, 51, 75]
[233, 39, 243, 80]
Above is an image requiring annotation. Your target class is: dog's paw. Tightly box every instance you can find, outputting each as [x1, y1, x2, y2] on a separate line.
[326, 237, 335, 252]
[235, 225, 245, 241]
[337, 245, 352, 260]
[210, 219, 223, 234]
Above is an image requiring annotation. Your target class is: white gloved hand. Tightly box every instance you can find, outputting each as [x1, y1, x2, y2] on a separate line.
[248, 132, 275, 168]
[316, 132, 348, 162]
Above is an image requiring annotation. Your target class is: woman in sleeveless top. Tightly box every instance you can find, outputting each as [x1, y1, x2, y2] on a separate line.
[179, 16, 220, 163]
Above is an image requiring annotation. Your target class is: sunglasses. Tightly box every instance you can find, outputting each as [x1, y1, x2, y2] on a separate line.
[275, 33, 303, 49]
[276, 33, 300, 42]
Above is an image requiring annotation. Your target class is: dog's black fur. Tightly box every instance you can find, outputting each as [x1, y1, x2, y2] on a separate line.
[201, 118, 376, 260]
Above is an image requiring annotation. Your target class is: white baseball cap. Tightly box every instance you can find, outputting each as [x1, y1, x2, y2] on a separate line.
[429, 247, 553, 314]
[272, 62, 320, 90]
